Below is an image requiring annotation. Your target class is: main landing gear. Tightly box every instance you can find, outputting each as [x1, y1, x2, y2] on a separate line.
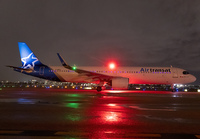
[97, 86, 102, 92]
[171, 84, 175, 92]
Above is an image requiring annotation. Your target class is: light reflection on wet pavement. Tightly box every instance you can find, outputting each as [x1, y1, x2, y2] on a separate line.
[0, 89, 200, 138]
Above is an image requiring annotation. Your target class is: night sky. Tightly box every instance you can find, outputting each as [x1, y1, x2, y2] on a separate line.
[0, 0, 200, 84]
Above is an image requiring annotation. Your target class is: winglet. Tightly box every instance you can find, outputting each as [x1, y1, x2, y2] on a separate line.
[57, 53, 72, 70]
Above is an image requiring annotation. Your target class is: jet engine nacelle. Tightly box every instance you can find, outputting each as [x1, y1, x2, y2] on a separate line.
[111, 77, 129, 90]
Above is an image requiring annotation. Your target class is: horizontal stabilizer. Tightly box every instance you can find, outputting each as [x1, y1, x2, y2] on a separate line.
[6, 65, 34, 72]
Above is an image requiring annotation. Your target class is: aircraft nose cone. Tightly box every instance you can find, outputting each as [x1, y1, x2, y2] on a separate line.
[191, 75, 196, 82]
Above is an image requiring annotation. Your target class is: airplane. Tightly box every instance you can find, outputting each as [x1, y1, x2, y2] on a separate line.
[7, 42, 196, 92]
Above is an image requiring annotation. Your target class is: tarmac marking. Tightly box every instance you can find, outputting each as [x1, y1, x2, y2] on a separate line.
[0, 130, 199, 139]
[55, 132, 161, 138]
[129, 105, 175, 111]
[196, 135, 200, 138]
[55, 131, 89, 136]
[0, 136, 64, 139]
[0, 130, 23, 134]
[125, 133, 161, 138]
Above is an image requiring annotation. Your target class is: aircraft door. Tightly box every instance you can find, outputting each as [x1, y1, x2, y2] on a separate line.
[39, 66, 45, 75]
[172, 68, 178, 78]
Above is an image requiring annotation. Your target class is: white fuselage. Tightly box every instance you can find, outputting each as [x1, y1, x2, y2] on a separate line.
[48, 66, 196, 85]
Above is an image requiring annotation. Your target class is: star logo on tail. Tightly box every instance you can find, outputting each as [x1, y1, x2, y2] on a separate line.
[21, 53, 38, 69]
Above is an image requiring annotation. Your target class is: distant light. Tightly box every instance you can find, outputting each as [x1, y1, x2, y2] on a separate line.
[184, 89, 188, 92]
[198, 89, 200, 92]
[109, 63, 115, 69]
[84, 87, 92, 90]
[107, 90, 124, 93]
[177, 84, 183, 87]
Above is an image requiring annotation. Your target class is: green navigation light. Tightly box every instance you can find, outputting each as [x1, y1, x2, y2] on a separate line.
[72, 66, 76, 70]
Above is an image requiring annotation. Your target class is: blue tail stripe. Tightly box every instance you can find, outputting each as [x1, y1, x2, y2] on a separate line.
[18, 42, 43, 68]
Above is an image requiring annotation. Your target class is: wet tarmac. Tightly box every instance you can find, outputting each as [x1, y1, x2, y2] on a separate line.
[0, 88, 200, 138]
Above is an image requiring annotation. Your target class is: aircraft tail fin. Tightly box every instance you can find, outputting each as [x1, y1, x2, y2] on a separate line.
[18, 42, 43, 69]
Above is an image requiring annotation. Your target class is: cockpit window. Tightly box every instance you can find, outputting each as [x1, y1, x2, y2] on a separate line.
[183, 71, 189, 75]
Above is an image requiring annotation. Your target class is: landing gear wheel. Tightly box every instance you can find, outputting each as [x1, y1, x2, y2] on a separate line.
[171, 84, 175, 92]
[97, 86, 102, 92]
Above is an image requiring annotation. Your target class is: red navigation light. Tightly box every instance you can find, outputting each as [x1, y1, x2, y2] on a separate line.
[109, 63, 115, 69]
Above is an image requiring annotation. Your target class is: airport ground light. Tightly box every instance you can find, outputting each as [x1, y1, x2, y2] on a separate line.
[0, 80, 200, 92]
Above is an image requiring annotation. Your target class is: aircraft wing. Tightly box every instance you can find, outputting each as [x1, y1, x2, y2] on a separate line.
[57, 53, 114, 81]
